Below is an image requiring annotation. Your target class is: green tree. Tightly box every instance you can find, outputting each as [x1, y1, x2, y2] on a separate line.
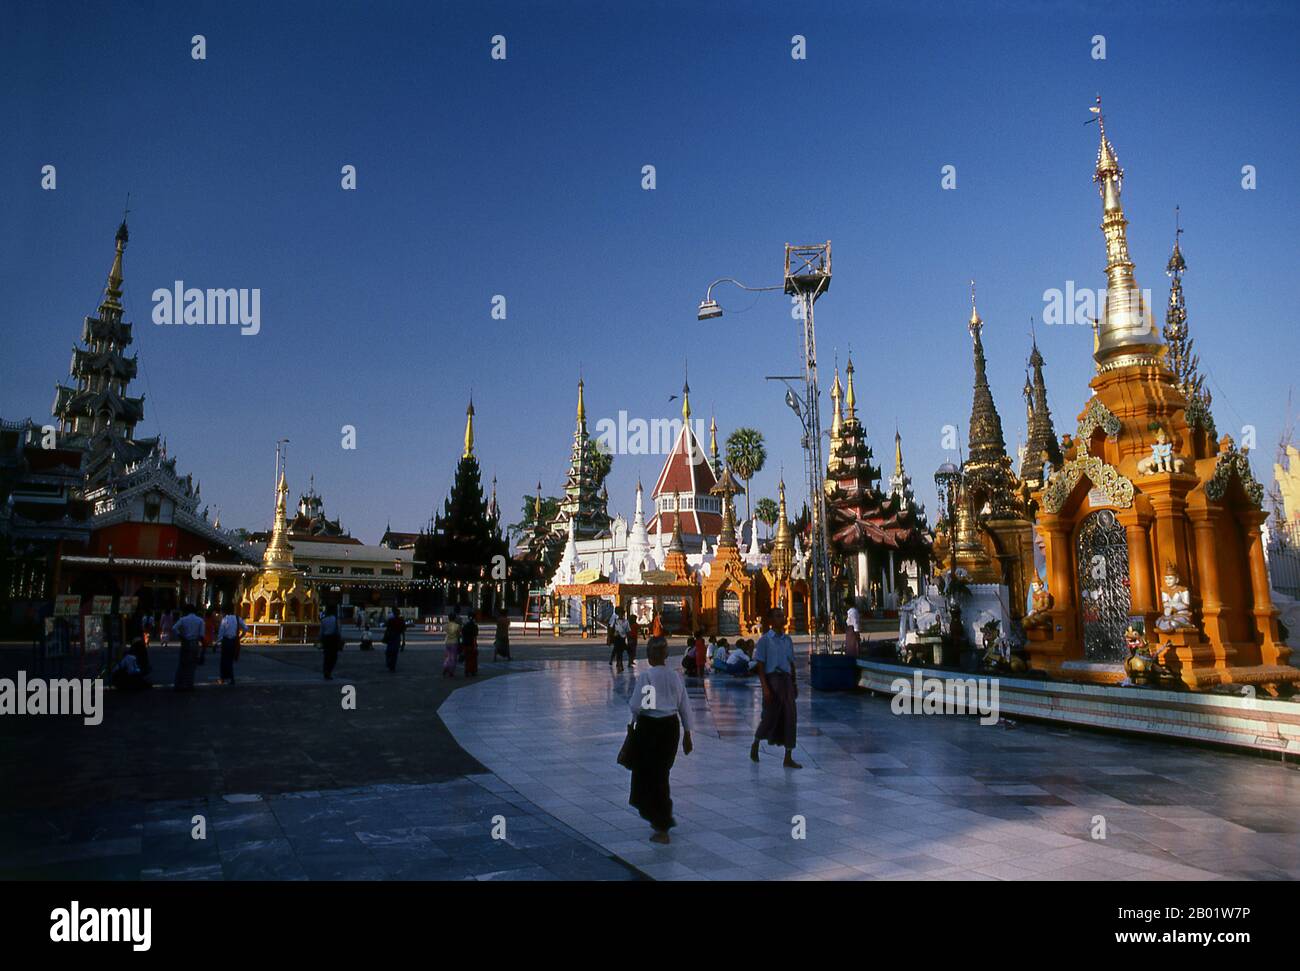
[509, 494, 560, 542]
[591, 439, 614, 489]
[754, 497, 779, 538]
[724, 427, 767, 524]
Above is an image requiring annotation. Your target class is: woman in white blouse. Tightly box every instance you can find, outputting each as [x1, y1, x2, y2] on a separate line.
[627, 636, 693, 843]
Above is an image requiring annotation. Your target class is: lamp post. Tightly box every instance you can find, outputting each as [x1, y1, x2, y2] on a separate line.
[697, 242, 835, 655]
[934, 461, 962, 575]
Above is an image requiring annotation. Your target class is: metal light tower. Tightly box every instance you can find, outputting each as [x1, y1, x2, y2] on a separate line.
[784, 243, 834, 654]
[697, 241, 835, 654]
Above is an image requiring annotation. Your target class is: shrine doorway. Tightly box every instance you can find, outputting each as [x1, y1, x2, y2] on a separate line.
[718, 591, 741, 636]
[1075, 509, 1131, 662]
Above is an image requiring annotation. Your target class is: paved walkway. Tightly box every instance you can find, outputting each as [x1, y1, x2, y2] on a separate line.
[440, 660, 1300, 881]
[0, 776, 639, 881]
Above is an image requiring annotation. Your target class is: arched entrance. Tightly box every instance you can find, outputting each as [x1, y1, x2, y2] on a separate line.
[1075, 508, 1131, 661]
[718, 590, 741, 636]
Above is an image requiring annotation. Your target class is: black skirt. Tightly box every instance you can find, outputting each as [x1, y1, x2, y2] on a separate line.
[628, 714, 680, 831]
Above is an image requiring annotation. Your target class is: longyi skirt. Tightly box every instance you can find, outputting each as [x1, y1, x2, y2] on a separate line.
[628, 713, 680, 831]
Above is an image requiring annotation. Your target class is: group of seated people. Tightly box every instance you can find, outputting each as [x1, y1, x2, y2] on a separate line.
[680, 632, 758, 677]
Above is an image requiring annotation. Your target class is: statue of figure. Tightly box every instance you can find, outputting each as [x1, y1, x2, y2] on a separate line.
[1040, 449, 1054, 485]
[979, 618, 1010, 672]
[1137, 426, 1186, 475]
[1155, 565, 1196, 633]
[1124, 624, 1173, 686]
[1023, 575, 1054, 629]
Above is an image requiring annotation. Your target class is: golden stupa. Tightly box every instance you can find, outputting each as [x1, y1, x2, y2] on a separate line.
[1027, 102, 1296, 694]
[240, 467, 319, 639]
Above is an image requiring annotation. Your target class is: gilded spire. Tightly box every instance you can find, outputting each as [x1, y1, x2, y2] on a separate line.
[771, 478, 793, 579]
[709, 414, 718, 467]
[830, 367, 843, 439]
[888, 429, 913, 504]
[463, 399, 475, 458]
[1162, 210, 1211, 408]
[714, 464, 740, 548]
[844, 357, 857, 419]
[575, 378, 587, 430]
[263, 466, 295, 570]
[100, 219, 129, 315]
[681, 372, 691, 422]
[1090, 98, 1159, 363]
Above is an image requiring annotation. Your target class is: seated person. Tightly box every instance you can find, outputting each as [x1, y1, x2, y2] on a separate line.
[724, 641, 753, 676]
[682, 636, 699, 675]
[712, 638, 730, 672]
[112, 640, 151, 691]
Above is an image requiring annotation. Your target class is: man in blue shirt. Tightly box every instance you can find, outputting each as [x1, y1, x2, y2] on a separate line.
[750, 608, 801, 769]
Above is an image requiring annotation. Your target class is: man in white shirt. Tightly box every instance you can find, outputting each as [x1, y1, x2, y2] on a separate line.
[626, 636, 693, 844]
[845, 598, 861, 657]
[217, 610, 247, 685]
[610, 608, 632, 672]
[171, 604, 205, 691]
[750, 608, 801, 768]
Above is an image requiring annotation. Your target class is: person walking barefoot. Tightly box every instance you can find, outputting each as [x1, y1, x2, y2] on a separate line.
[749, 608, 802, 769]
[627, 636, 693, 844]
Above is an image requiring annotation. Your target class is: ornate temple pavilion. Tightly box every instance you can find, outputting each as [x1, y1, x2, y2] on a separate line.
[1027, 107, 1297, 693]
[2, 221, 256, 628]
[932, 291, 1036, 628]
[823, 359, 932, 609]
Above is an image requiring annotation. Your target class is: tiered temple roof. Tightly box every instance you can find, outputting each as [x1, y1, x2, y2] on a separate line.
[550, 379, 611, 541]
[961, 292, 1025, 520]
[647, 380, 722, 542]
[824, 359, 931, 558]
[52, 221, 159, 488]
[1020, 334, 1064, 490]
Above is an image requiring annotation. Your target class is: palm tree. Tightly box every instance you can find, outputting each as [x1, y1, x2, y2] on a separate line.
[724, 427, 767, 524]
[754, 497, 779, 538]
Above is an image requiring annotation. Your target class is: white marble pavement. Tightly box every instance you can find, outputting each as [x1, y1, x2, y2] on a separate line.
[439, 659, 1300, 881]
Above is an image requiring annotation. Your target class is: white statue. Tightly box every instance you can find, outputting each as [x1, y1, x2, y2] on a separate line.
[1155, 564, 1196, 633]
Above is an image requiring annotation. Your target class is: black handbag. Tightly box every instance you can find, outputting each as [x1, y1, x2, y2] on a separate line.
[617, 723, 639, 770]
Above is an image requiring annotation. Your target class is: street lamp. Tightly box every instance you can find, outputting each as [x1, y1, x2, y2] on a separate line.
[934, 461, 961, 526]
[697, 242, 835, 656]
[696, 299, 723, 320]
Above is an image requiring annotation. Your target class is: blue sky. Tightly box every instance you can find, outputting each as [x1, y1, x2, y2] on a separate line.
[2, 0, 1297, 542]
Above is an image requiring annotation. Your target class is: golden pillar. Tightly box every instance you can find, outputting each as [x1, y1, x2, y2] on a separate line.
[1117, 508, 1156, 628]
[1187, 505, 1231, 648]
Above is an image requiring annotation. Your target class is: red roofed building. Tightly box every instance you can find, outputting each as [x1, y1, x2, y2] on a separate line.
[646, 381, 723, 550]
